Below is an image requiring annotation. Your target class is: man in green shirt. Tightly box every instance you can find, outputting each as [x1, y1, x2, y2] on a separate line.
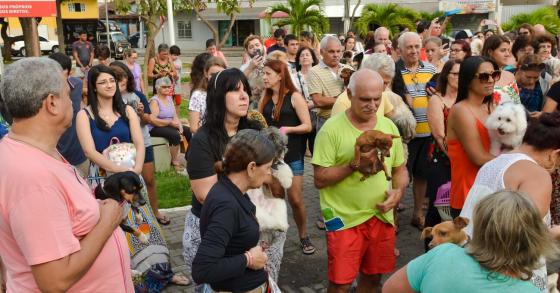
[312, 69, 408, 292]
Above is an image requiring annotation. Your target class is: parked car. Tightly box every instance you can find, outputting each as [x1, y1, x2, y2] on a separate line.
[128, 32, 146, 48]
[11, 36, 59, 56]
[97, 31, 131, 60]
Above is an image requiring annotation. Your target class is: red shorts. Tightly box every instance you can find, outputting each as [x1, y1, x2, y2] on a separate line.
[174, 94, 182, 106]
[326, 216, 396, 284]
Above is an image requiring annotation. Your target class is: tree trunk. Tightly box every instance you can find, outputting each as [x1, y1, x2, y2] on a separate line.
[349, 0, 362, 29]
[19, 18, 40, 57]
[193, 9, 220, 48]
[0, 18, 14, 61]
[219, 14, 237, 48]
[56, 0, 66, 53]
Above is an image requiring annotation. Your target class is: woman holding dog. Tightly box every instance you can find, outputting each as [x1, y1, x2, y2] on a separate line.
[447, 56, 497, 217]
[183, 68, 265, 288]
[424, 60, 461, 248]
[192, 129, 274, 292]
[459, 112, 560, 292]
[259, 59, 315, 254]
[383, 190, 557, 292]
[77, 65, 189, 290]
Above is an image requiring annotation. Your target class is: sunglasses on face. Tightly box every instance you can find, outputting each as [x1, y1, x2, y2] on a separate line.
[520, 63, 545, 71]
[474, 70, 501, 82]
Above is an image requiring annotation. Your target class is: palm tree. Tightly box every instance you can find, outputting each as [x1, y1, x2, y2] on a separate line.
[501, 7, 560, 35]
[267, 0, 329, 37]
[355, 3, 419, 37]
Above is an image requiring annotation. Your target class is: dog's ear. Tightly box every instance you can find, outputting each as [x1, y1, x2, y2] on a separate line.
[453, 216, 469, 229]
[420, 227, 432, 240]
[514, 104, 528, 133]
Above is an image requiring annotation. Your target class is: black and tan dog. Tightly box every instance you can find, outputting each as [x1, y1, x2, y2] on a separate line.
[94, 171, 149, 244]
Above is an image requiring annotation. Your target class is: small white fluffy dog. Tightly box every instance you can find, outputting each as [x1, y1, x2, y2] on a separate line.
[246, 127, 291, 233]
[485, 102, 527, 156]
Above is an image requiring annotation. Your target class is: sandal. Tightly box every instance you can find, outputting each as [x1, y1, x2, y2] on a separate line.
[156, 215, 171, 226]
[300, 236, 316, 255]
[171, 273, 190, 286]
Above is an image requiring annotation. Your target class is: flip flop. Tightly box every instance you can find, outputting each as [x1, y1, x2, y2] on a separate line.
[156, 215, 171, 226]
[171, 273, 190, 286]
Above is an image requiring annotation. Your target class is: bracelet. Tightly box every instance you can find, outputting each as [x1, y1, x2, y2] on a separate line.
[245, 251, 253, 268]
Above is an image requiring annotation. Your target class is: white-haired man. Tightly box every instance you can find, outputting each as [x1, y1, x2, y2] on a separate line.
[313, 69, 408, 293]
[307, 35, 348, 131]
[392, 32, 436, 231]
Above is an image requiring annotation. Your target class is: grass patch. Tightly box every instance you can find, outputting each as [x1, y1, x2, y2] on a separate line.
[179, 100, 189, 119]
[155, 170, 192, 209]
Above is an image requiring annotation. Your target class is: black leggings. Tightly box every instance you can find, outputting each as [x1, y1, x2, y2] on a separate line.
[150, 125, 191, 146]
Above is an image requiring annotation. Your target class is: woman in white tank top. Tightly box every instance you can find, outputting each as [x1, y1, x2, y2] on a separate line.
[460, 112, 560, 292]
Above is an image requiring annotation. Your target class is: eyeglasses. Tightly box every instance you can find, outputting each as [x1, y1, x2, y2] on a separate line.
[160, 85, 171, 89]
[520, 63, 545, 71]
[474, 70, 501, 82]
[450, 49, 463, 53]
[96, 79, 116, 86]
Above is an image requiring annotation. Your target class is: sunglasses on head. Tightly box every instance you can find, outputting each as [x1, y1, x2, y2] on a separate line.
[520, 62, 545, 71]
[474, 70, 501, 82]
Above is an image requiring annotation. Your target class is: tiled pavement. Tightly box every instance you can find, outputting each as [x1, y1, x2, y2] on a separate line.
[159, 159, 560, 292]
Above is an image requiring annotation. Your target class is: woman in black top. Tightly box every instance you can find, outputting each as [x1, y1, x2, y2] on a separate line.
[182, 68, 263, 288]
[258, 59, 314, 254]
[192, 129, 273, 291]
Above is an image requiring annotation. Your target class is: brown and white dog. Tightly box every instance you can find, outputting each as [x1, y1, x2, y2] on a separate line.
[421, 217, 470, 248]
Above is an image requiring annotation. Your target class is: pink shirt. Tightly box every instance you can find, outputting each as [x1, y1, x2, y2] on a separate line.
[0, 137, 133, 292]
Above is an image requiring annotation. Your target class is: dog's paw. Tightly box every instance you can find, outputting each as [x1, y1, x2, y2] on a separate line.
[138, 232, 150, 244]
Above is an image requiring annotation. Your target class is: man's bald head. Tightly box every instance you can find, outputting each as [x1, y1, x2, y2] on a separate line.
[533, 24, 546, 37]
[347, 69, 384, 121]
[374, 27, 391, 46]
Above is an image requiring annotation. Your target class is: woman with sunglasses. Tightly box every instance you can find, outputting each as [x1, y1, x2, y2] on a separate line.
[148, 77, 191, 175]
[482, 35, 522, 104]
[515, 54, 547, 112]
[446, 56, 498, 217]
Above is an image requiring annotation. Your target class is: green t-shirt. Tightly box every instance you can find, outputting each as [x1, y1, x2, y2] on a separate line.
[407, 243, 539, 293]
[311, 112, 405, 231]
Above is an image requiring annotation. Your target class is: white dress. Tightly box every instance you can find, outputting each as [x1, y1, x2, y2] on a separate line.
[460, 153, 550, 292]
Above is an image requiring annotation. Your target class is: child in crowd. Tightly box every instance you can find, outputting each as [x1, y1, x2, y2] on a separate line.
[205, 39, 228, 67]
[170, 45, 183, 115]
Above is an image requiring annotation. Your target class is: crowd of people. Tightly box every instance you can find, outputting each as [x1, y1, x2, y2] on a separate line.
[1, 18, 560, 293]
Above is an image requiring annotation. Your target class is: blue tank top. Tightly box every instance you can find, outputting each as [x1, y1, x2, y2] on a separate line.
[86, 110, 131, 153]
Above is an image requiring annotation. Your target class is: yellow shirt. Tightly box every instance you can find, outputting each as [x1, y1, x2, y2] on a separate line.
[331, 90, 395, 117]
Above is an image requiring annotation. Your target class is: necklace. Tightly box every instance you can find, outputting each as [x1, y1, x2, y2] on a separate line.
[8, 134, 62, 160]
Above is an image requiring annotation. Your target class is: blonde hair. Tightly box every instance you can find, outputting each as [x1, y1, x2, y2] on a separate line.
[266, 51, 288, 63]
[468, 190, 559, 280]
[243, 35, 262, 50]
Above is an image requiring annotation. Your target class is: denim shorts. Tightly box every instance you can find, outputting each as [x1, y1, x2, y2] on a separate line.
[287, 159, 304, 176]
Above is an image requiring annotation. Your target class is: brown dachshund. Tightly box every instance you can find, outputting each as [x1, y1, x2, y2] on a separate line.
[421, 217, 470, 248]
[351, 130, 400, 181]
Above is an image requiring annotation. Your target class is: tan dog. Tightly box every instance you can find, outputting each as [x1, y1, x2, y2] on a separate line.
[421, 217, 470, 248]
[351, 130, 400, 181]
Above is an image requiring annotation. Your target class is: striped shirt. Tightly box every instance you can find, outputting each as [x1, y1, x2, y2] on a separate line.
[398, 60, 436, 137]
[307, 61, 347, 119]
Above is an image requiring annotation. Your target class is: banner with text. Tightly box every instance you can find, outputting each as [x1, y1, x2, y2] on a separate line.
[439, 0, 497, 14]
[0, 0, 57, 17]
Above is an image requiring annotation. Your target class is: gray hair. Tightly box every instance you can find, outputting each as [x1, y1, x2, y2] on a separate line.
[320, 35, 341, 51]
[374, 27, 389, 38]
[155, 76, 172, 90]
[360, 53, 395, 78]
[158, 43, 169, 53]
[347, 68, 383, 94]
[1, 57, 64, 119]
[398, 32, 421, 50]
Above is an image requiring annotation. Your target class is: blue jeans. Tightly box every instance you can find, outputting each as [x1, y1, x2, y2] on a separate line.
[288, 159, 304, 176]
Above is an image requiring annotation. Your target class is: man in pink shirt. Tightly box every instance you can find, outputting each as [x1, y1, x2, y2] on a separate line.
[0, 57, 133, 292]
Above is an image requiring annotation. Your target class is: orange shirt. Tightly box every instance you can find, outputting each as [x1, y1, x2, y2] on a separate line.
[0, 137, 133, 292]
[447, 119, 490, 209]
